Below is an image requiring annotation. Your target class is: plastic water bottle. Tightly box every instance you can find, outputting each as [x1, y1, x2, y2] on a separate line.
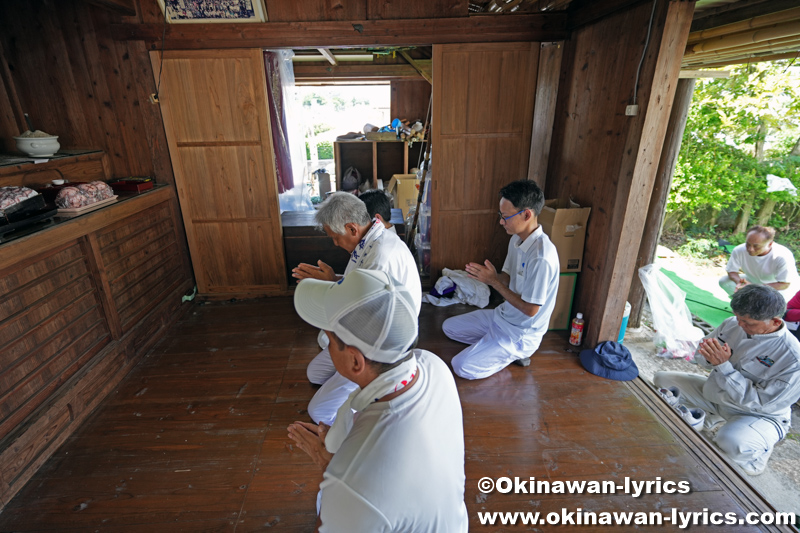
[569, 313, 584, 346]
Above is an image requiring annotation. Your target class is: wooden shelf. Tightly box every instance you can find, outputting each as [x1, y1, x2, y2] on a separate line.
[334, 140, 423, 190]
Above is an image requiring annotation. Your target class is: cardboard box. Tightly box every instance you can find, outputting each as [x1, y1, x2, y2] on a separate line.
[548, 272, 577, 330]
[366, 131, 398, 141]
[387, 174, 419, 219]
[539, 199, 591, 273]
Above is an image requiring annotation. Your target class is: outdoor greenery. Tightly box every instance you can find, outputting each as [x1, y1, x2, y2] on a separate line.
[665, 60, 800, 264]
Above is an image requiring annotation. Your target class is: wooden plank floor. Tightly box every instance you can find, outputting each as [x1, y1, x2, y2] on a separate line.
[0, 298, 788, 532]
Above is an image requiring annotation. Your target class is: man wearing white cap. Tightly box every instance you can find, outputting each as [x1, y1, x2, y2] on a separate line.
[287, 269, 467, 532]
[292, 192, 421, 425]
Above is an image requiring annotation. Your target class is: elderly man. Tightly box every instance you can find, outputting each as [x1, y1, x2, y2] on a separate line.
[292, 192, 421, 425]
[287, 269, 468, 532]
[654, 285, 800, 476]
[719, 225, 799, 301]
[442, 180, 560, 379]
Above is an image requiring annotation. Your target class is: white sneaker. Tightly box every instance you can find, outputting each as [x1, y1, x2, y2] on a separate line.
[657, 387, 681, 408]
[677, 405, 705, 431]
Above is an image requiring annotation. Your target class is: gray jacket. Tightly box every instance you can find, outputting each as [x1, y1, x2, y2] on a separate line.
[695, 317, 800, 426]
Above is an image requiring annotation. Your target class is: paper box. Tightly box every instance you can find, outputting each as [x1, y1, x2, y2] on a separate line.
[539, 199, 591, 273]
[548, 273, 577, 330]
[387, 174, 419, 219]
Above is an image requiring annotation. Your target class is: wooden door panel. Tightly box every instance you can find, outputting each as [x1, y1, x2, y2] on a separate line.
[436, 212, 509, 272]
[163, 58, 261, 143]
[438, 137, 529, 211]
[432, 43, 539, 277]
[154, 49, 286, 296]
[193, 221, 284, 292]
[178, 146, 275, 221]
[438, 44, 538, 135]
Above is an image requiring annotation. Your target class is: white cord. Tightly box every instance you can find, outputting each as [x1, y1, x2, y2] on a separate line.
[633, 0, 658, 107]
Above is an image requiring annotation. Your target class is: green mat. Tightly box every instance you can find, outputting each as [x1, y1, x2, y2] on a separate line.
[660, 268, 733, 328]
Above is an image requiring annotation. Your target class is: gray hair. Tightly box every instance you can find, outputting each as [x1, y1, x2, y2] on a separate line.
[315, 192, 371, 234]
[730, 284, 786, 322]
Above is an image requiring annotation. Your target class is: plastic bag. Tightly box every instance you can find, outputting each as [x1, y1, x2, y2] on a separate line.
[638, 264, 704, 360]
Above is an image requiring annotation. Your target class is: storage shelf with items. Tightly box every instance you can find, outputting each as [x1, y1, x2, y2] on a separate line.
[334, 140, 424, 191]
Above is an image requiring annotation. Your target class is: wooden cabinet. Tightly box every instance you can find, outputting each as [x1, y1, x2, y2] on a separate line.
[0, 186, 192, 507]
[334, 140, 423, 190]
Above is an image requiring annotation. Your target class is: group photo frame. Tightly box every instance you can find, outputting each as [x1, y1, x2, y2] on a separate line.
[156, 0, 267, 23]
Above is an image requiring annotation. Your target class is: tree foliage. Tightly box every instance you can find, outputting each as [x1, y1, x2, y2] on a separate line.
[667, 61, 800, 232]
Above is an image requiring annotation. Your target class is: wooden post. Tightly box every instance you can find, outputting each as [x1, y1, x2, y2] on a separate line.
[627, 78, 696, 328]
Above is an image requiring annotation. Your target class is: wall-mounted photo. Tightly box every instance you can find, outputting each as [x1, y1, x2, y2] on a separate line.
[157, 0, 267, 23]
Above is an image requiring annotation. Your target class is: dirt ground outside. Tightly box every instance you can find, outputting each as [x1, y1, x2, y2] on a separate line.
[624, 247, 800, 517]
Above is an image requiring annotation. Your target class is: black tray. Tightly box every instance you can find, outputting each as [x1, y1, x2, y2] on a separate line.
[2, 194, 46, 221]
[0, 207, 58, 236]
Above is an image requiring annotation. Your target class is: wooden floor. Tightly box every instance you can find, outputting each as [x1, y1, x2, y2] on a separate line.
[0, 298, 787, 532]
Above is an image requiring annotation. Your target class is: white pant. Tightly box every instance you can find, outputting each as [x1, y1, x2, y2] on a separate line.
[654, 371, 786, 474]
[306, 348, 358, 425]
[443, 310, 539, 380]
[719, 274, 794, 302]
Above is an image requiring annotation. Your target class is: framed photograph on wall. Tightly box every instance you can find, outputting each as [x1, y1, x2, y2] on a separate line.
[157, 0, 267, 23]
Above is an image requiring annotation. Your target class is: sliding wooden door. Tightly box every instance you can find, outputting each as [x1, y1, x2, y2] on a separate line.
[431, 43, 539, 278]
[152, 49, 286, 297]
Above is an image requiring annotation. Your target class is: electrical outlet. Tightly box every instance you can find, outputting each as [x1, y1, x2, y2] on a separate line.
[149, 93, 159, 104]
[625, 104, 639, 116]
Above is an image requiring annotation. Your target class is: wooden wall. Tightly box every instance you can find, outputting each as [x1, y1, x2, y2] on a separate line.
[391, 80, 432, 126]
[0, 0, 174, 185]
[545, 0, 694, 345]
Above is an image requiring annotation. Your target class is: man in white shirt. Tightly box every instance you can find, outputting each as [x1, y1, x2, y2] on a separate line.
[443, 180, 560, 380]
[654, 284, 800, 476]
[287, 269, 468, 532]
[292, 192, 421, 425]
[719, 225, 799, 301]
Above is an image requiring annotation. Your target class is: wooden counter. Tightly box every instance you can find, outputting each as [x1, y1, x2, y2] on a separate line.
[0, 184, 194, 506]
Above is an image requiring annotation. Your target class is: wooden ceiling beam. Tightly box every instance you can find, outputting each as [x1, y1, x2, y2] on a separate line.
[686, 51, 800, 70]
[317, 48, 338, 66]
[685, 34, 800, 61]
[398, 50, 432, 84]
[110, 13, 568, 49]
[83, 0, 136, 15]
[686, 19, 800, 54]
[293, 63, 427, 81]
[566, 0, 649, 31]
[687, 6, 800, 45]
[690, 0, 800, 33]
[678, 69, 730, 78]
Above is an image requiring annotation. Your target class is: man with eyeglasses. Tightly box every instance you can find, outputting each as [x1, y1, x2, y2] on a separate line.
[442, 180, 560, 379]
[719, 226, 798, 302]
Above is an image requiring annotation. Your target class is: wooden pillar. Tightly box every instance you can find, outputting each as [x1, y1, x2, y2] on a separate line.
[527, 41, 564, 190]
[628, 77, 696, 328]
[589, 1, 695, 345]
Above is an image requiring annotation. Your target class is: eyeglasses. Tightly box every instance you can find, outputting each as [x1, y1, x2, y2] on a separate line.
[498, 210, 525, 222]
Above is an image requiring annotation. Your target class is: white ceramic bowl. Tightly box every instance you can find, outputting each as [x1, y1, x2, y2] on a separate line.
[13, 135, 60, 157]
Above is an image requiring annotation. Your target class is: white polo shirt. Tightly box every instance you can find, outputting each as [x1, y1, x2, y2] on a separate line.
[319, 350, 468, 532]
[726, 242, 799, 298]
[344, 219, 421, 314]
[494, 225, 560, 348]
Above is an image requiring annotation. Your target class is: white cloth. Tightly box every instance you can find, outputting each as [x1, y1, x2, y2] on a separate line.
[444, 226, 560, 380]
[654, 317, 800, 473]
[318, 350, 468, 533]
[324, 352, 417, 454]
[307, 220, 422, 423]
[422, 268, 491, 308]
[723, 242, 799, 300]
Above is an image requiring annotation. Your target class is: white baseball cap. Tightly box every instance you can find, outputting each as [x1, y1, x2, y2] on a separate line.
[294, 269, 418, 363]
